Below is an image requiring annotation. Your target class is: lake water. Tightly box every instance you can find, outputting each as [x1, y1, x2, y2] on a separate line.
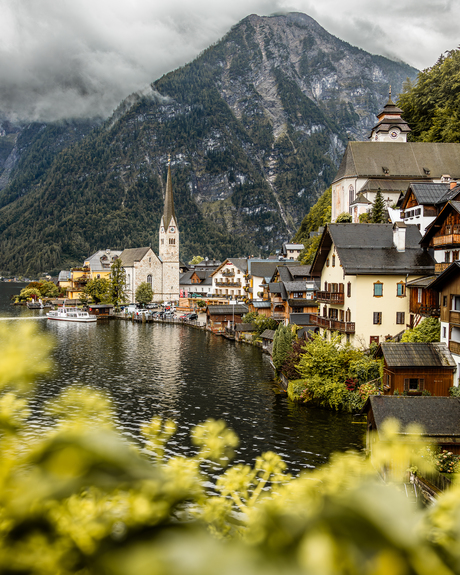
[0, 283, 365, 474]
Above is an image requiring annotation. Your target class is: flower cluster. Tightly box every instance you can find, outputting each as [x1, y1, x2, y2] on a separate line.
[434, 450, 460, 473]
[344, 378, 358, 391]
[358, 382, 379, 401]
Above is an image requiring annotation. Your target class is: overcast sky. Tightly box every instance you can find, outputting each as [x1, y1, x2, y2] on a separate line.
[1, 0, 458, 123]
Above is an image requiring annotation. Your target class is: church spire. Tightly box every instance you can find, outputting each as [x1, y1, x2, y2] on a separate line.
[162, 155, 177, 230]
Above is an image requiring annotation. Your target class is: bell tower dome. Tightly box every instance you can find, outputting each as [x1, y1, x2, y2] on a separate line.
[370, 87, 411, 142]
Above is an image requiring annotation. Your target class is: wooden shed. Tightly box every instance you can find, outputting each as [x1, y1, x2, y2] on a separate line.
[206, 304, 248, 334]
[376, 342, 456, 396]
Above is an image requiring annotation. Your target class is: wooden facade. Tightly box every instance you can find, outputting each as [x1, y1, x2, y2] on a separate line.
[382, 364, 454, 396]
[408, 285, 439, 319]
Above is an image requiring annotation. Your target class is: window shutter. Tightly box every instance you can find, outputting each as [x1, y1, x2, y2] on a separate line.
[339, 283, 344, 293]
[419, 378, 425, 391]
[404, 378, 409, 392]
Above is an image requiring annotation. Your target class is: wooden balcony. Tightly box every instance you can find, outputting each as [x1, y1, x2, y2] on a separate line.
[316, 291, 344, 305]
[435, 262, 451, 273]
[312, 315, 355, 333]
[288, 298, 312, 307]
[215, 281, 241, 287]
[221, 270, 235, 277]
[272, 313, 285, 320]
[433, 234, 460, 246]
[450, 310, 460, 326]
[449, 340, 460, 355]
[419, 305, 440, 317]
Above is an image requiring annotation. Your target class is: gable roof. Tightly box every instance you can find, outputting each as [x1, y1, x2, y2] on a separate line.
[364, 396, 460, 437]
[250, 262, 282, 280]
[421, 201, 460, 248]
[333, 142, 460, 183]
[405, 182, 450, 207]
[428, 261, 460, 291]
[212, 258, 248, 276]
[119, 247, 151, 267]
[377, 342, 456, 368]
[206, 305, 248, 315]
[311, 223, 435, 276]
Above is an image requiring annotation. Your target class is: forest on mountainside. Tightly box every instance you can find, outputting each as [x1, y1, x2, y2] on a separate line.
[397, 48, 460, 142]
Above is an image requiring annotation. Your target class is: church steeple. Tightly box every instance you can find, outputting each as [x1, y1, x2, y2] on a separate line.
[162, 156, 177, 230]
[370, 87, 411, 142]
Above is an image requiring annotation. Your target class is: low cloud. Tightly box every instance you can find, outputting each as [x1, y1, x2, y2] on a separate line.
[0, 0, 458, 123]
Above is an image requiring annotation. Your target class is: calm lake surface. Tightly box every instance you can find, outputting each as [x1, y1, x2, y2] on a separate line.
[0, 283, 365, 474]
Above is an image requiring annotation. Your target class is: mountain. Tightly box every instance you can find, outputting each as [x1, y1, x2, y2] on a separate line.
[0, 12, 418, 275]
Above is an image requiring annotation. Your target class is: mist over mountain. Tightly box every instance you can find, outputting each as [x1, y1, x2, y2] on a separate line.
[0, 12, 417, 275]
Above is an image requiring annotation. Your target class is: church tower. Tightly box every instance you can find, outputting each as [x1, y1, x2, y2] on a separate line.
[370, 87, 411, 142]
[159, 158, 180, 301]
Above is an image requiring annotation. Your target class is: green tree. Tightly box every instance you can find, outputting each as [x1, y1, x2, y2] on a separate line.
[84, 278, 110, 303]
[109, 258, 128, 310]
[335, 212, 352, 223]
[359, 212, 371, 223]
[135, 282, 153, 306]
[38, 281, 59, 298]
[401, 317, 441, 342]
[272, 324, 295, 370]
[371, 189, 386, 223]
[17, 287, 41, 301]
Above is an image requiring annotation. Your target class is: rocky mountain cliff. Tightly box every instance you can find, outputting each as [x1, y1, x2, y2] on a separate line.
[0, 12, 417, 275]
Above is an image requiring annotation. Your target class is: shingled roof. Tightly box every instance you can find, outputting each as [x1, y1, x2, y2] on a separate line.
[377, 342, 456, 368]
[311, 223, 435, 276]
[206, 305, 248, 315]
[363, 396, 460, 437]
[119, 247, 151, 267]
[333, 142, 460, 183]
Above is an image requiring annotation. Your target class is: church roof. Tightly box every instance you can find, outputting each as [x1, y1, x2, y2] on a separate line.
[119, 247, 151, 267]
[162, 163, 177, 229]
[333, 142, 460, 183]
[359, 179, 409, 193]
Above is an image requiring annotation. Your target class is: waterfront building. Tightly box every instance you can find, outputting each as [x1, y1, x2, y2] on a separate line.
[310, 222, 435, 347]
[211, 259, 248, 299]
[84, 249, 122, 280]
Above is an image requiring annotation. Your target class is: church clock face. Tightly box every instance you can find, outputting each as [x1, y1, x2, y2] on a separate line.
[390, 129, 399, 139]
[170, 226, 175, 233]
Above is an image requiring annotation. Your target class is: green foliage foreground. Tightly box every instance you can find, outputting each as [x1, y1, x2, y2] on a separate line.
[3, 323, 460, 574]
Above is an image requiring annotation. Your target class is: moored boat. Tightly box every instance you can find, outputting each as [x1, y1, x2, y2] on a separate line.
[46, 304, 97, 323]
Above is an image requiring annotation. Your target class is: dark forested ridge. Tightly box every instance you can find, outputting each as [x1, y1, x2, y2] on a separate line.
[0, 12, 417, 275]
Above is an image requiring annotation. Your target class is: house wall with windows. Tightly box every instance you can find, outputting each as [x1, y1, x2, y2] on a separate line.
[315, 241, 417, 347]
[211, 259, 248, 299]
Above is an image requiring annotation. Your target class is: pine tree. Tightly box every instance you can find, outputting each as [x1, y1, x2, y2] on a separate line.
[371, 189, 385, 223]
[109, 258, 128, 310]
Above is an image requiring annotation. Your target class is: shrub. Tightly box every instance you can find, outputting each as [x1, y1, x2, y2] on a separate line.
[287, 379, 306, 402]
[401, 317, 440, 342]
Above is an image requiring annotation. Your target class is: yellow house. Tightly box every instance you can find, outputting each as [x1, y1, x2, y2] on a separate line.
[84, 249, 122, 280]
[66, 267, 91, 300]
[310, 223, 436, 347]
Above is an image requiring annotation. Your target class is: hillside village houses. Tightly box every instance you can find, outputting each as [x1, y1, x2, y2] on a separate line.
[332, 91, 460, 223]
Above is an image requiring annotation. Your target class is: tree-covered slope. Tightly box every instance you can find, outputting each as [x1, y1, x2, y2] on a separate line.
[397, 48, 460, 142]
[0, 12, 418, 275]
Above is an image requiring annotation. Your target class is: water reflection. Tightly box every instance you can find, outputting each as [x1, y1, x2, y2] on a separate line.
[0, 285, 365, 474]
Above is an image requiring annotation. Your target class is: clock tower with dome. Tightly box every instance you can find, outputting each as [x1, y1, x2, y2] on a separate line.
[159, 157, 180, 301]
[369, 87, 411, 142]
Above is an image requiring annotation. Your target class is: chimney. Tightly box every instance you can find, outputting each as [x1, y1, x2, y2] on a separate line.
[450, 181, 457, 190]
[393, 222, 407, 252]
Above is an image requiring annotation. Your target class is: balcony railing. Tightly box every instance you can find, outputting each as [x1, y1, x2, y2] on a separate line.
[433, 234, 460, 246]
[419, 305, 440, 317]
[312, 315, 355, 333]
[288, 298, 315, 307]
[272, 313, 285, 320]
[316, 291, 344, 305]
[215, 281, 241, 287]
[221, 270, 235, 277]
[450, 310, 460, 325]
[435, 262, 451, 273]
[449, 340, 460, 355]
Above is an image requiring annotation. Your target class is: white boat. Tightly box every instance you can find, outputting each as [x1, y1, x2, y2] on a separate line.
[46, 304, 97, 323]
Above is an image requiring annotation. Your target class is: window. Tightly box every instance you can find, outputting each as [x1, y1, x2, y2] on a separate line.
[161, 239, 164, 245]
[443, 326, 447, 338]
[404, 378, 425, 392]
[445, 251, 451, 263]
[329, 308, 338, 320]
[349, 185, 355, 205]
[373, 312, 382, 324]
[340, 310, 344, 321]
[147, 275, 152, 286]
[417, 288, 422, 304]
[396, 282, 405, 297]
[169, 238, 175, 245]
[373, 282, 383, 297]
[332, 255, 336, 267]
[347, 282, 351, 298]
[324, 282, 328, 291]
[443, 295, 448, 307]
[454, 251, 460, 261]
[326, 258, 330, 267]
[446, 225, 452, 235]
[370, 336, 379, 345]
[323, 306, 327, 317]
[345, 309, 351, 322]
[396, 312, 405, 324]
